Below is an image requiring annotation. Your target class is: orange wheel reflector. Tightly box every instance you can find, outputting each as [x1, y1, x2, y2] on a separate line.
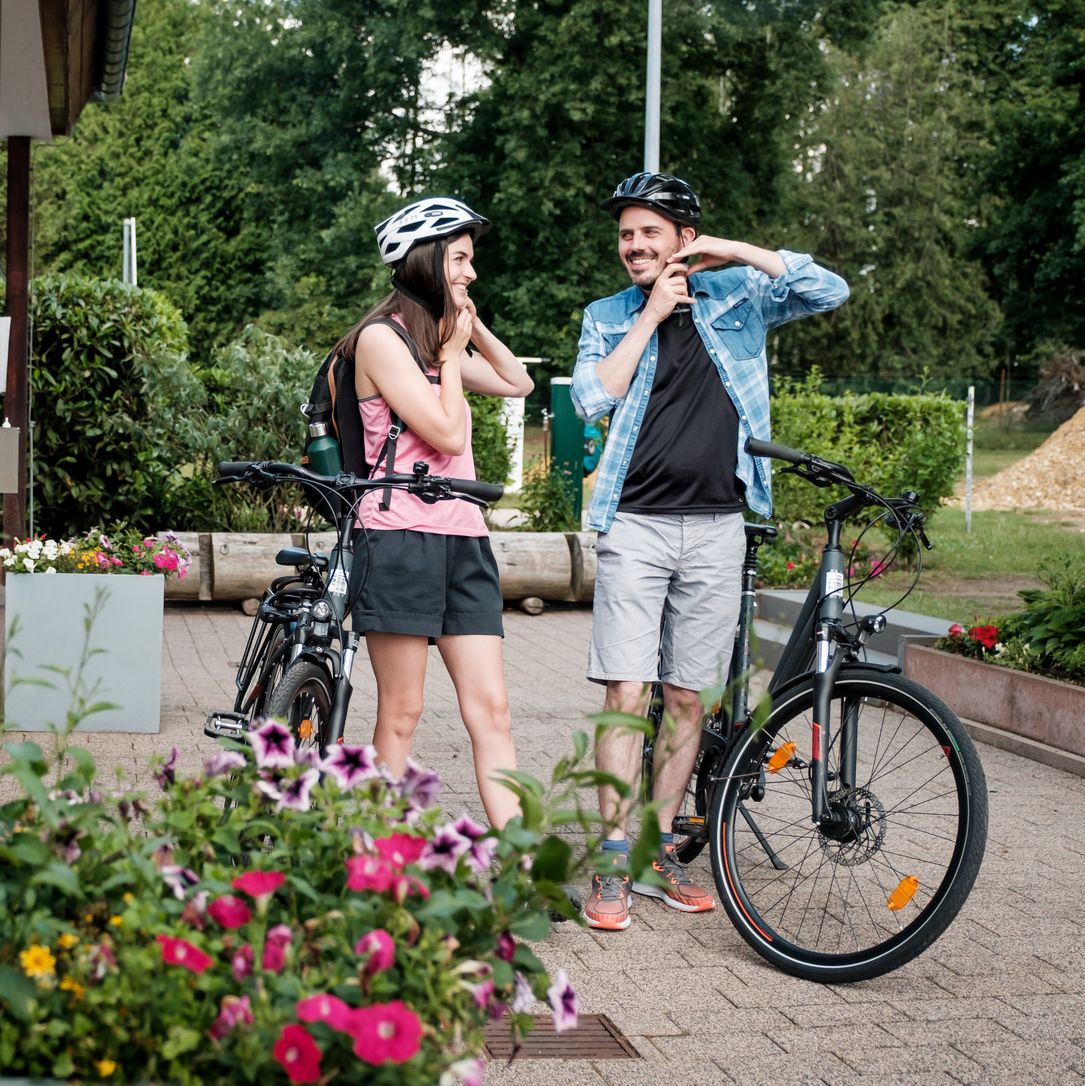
[887, 875, 919, 911]
[298, 719, 314, 740]
[767, 741, 796, 774]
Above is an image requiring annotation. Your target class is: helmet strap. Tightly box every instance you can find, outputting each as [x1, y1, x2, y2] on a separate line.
[391, 268, 444, 320]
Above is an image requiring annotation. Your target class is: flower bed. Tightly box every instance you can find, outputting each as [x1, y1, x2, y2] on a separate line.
[0, 718, 621, 1084]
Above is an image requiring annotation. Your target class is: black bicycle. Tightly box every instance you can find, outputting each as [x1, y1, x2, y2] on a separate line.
[642, 437, 988, 982]
[204, 459, 503, 755]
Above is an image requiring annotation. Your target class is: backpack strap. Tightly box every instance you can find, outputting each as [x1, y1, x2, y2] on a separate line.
[365, 317, 441, 510]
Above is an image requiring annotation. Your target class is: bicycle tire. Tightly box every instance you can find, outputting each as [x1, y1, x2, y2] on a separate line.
[265, 660, 334, 754]
[241, 624, 290, 722]
[708, 668, 987, 983]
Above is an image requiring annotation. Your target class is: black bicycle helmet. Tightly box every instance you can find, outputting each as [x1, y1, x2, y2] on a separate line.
[604, 172, 701, 226]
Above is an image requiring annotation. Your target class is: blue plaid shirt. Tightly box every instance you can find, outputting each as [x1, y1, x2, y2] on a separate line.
[571, 250, 849, 531]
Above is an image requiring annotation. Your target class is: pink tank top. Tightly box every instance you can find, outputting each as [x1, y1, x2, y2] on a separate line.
[356, 379, 488, 536]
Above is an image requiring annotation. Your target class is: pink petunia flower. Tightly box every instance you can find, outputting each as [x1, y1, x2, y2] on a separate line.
[345, 855, 394, 893]
[250, 720, 296, 770]
[419, 824, 471, 874]
[209, 995, 253, 1040]
[374, 832, 426, 870]
[231, 943, 253, 983]
[296, 993, 355, 1032]
[273, 1024, 322, 1084]
[262, 924, 294, 973]
[204, 750, 246, 778]
[446, 1057, 485, 1086]
[208, 895, 252, 930]
[157, 934, 213, 974]
[349, 1000, 424, 1065]
[496, 931, 516, 963]
[232, 869, 285, 902]
[354, 929, 395, 976]
[320, 744, 380, 790]
[547, 969, 577, 1032]
[396, 760, 442, 810]
[511, 971, 535, 1014]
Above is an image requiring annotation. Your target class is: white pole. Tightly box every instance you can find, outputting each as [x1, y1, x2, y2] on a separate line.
[644, 0, 661, 172]
[964, 386, 975, 534]
[123, 217, 138, 286]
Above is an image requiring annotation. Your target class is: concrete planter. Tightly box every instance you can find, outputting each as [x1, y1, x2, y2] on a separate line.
[904, 643, 1085, 759]
[3, 574, 164, 733]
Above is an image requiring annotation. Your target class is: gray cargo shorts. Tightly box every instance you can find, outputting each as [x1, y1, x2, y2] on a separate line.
[587, 511, 745, 690]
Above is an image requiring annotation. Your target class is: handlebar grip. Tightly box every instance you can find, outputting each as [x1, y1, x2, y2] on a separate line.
[448, 478, 505, 503]
[217, 461, 257, 478]
[744, 438, 810, 466]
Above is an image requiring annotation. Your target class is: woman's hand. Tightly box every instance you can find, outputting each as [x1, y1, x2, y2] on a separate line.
[442, 304, 474, 360]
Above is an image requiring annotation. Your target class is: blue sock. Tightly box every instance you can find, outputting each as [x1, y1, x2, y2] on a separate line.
[660, 832, 674, 847]
[601, 838, 629, 856]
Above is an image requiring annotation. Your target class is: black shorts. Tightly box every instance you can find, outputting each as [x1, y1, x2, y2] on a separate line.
[349, 529, 504, 639]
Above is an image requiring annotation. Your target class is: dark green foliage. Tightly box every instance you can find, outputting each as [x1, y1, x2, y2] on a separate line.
[514, 458, 579, 532]
[28, 275, 207, 537]
[769, 373, 965, 526]
[1001, 557, 1085, 684]
[466, 392, 513, 487]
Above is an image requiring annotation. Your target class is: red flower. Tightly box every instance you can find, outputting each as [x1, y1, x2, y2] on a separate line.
[273, 1024, 322, 1084]
[969, 624, 999, 650]
[157, 934, 213, 974]
[374, 833, 426, 870]
[948, 623, 964, 638]
[296, 993, 355, 1032]
[262, 924, 294, 973]
[208, 895, 252, 930]
[354, 929, 395, 976]
[345, 855, 394, 893]
[232, 869, 285, 901]
[349, 1000, 423, 1065]
[209, 995, 253, 1040]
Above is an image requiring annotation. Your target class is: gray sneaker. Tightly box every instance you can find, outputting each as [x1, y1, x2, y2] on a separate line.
[632, 843, 715, 912]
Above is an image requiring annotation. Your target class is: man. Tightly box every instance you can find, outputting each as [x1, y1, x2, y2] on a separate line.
[571, 172, 849, 931]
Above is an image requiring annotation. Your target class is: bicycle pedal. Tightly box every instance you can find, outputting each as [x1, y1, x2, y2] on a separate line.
[204, 711, 248, 741]
[672, 815, 707, 841]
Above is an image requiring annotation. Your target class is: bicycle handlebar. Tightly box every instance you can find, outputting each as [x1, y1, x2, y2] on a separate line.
[215, 461, 505, 506]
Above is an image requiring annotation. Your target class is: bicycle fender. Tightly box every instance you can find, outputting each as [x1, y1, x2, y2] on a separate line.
[290, 647, 338, 678]
[762, 660, 902, 707]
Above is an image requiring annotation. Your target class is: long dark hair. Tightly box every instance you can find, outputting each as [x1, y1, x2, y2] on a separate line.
[336, 234, 462, 368]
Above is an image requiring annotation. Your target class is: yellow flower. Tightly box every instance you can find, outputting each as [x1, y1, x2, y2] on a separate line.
[122, 892, 135, 905]
[95, 1059, 118, 1077]
[57, 932, 79, 950]
[60, 976, 85, 1000]
[19, 945, 57, 980]
[108, 915, 123, 928]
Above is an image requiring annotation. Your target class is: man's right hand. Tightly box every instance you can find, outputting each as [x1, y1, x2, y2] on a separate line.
[644, 262, 695, 325]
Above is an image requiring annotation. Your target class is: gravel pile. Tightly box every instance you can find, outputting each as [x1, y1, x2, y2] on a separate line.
[965, 406, 1085, 513]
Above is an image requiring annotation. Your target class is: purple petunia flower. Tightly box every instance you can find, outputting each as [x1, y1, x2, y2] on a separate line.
[511, 971, 534, 1014]
[276, 769, 319, 812]
[161, 864, 200, 900]
[452, 814, 487, 840]
[419, 824, 471, 875]
[547, 969, 577, 1033]
[204, 750, 246, 779]
[293, 745, 321, 769]
[321, 744, 380, 790]
[250, 720, 296, 770]
[155, 747, 180, 790]
[396, 759, 442, 810]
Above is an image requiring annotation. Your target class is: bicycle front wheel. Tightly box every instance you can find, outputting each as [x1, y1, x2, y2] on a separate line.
[708, 669, 988, 983]
[265, 660, 334, 754]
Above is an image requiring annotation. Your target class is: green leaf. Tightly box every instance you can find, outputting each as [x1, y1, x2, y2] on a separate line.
[161, 1025, 203, 1060]
[508, 910, 551, 941]
[31, 860, 82, 897]
[530, 835, 572, 883]
[0, 964, 38, 1021]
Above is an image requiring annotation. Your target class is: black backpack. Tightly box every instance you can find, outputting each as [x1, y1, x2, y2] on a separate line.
[301, 318, 433, 521]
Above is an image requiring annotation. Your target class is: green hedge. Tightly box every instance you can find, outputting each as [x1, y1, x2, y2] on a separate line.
[768, 372, 965, 525]
[29, 275, 208, 537]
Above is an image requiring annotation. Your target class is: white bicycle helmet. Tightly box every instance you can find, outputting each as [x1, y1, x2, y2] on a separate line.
[375, 197, 490, 266]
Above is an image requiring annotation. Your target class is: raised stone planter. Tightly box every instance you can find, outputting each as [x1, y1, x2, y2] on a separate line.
[904, 643, 1085, 760]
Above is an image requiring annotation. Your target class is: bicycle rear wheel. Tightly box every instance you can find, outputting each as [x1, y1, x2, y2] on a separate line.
[240, 624, 291, 722]
[265, 660, 334, 754]
[708, 668, 987, 983]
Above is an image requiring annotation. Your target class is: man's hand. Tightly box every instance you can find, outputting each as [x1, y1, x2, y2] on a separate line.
[644, 262, 695, 324]
[670, 236, 786, 279]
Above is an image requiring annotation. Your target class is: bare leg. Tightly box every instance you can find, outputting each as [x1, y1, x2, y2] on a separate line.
[438, 635, 520, 829]
[596, 680, 652, 841]
[653, 683, 703, 834]
[365, 631, 429, 777]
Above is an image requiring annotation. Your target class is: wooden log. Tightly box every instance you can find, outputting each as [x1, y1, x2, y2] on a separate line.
[210, 533, 296, 600]
[518, 596, 544, 615]
[489, 532, 573, 601]
[568, 531, 596, 603]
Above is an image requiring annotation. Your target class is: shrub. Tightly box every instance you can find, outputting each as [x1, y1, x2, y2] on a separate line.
[769, 371, 965, 527]
[29, 275, 208, 538]
[466, 392, 513, 488]
[514, 458, 579, 532]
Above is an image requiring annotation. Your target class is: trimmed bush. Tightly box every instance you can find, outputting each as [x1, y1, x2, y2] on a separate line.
[29, 275, 207, 537]
[769, 372, 965, 526]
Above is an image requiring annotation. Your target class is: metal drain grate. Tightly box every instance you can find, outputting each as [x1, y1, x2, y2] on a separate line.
[484, 1013, 639, 1060]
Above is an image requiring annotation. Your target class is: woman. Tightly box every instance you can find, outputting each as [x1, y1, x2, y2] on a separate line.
[338, 197, 533, 829]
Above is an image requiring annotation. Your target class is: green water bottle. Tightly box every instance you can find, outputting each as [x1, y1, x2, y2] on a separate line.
[306, 421, 343, 476]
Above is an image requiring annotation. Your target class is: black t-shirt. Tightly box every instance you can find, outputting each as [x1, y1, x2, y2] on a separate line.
[618, 307, 746, 514]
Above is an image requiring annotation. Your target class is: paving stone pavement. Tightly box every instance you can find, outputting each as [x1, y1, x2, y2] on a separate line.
[4, 601, 1084, 1085]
